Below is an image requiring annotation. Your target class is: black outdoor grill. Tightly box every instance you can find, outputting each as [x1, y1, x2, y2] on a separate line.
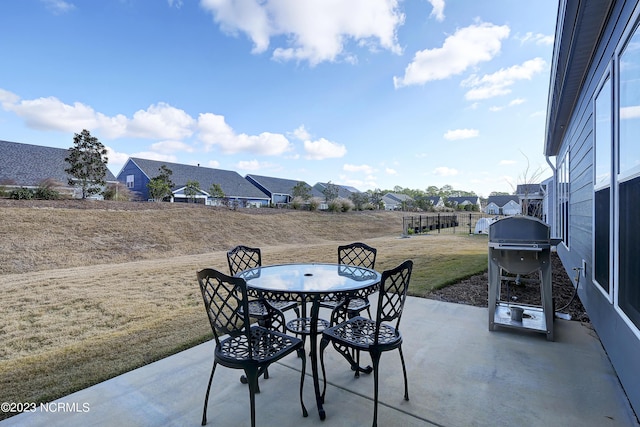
[488, 215, 556, 341]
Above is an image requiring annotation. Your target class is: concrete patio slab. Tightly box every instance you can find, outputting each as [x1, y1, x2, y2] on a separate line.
[2, 297, 638, 427]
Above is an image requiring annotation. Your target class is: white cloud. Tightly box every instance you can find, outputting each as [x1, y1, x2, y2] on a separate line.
[490, 98, 526, 112]
[128, 103, 195, 140]
[304, 138, 347, 159]
[344, 163, 374, 174]
[385, 167, 398, 175]
[1, 92, 194, 141]
[0, 89, 20, 107]
[6, 95, 106, 133]
[620, 105, 640, 119]
[129, 151, 178, 163]
[433, 166, 459, 176]
[519, 32, 554, 46]
[499, 159, 517, 165]
[236, 160, 268, 171]
[1, 89, 302, 160]
[291, 125, 311, 140]
[105, 146, 130, 173]
[41, 0, 75, 15]
[167, 0, 183, 9]
[150, 140, 195, 153]
[206, 160, 220, 168]
[200, 0, 404, 66]
[197, 113, 293, 155]
[393, 21, 510, 88]
[427, 0, 445, 22]
[462, 57, 546, 100]
[444, 128, 479, 140]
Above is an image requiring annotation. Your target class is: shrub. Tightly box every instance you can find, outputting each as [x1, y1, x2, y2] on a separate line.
[308, 197, 322, 211]
[34, 180, 62, 200]
[291, 196, 305, 210]
[103, 182, 134, 201]
[10, 187, 34, 200]
[340, 198, 354, 212]
[34, 186, 61, 200]
[327, 198, 342, 212]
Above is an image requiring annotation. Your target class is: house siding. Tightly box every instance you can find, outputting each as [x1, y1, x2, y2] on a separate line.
[550, 0, 640, 416]
[118, 159, 152, 200]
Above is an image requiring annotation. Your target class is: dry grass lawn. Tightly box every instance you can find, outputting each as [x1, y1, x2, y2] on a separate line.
[0, 200, 488, 416]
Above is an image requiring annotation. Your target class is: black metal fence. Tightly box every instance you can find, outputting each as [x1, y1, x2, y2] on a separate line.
[403, 213, 505, 235]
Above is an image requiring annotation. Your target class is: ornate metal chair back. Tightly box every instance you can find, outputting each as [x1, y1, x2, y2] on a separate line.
[338, 242, 377, 269]
[375, 260, 413, 342]
[227, 245, 262, 275]
[197, 268, 253, 349]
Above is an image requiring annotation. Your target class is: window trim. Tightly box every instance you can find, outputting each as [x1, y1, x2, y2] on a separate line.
[557, 148, 570, 249]
[613, 7, 640, 338]
[592, 65, 614, 301]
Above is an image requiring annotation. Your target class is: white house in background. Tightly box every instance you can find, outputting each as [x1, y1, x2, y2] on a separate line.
[446, 196, 482, 210]
[382, 193, 413, 210]
[516, 183, 546, 218]
[426, 196, 445, 209]
[485, 195, 521, 215]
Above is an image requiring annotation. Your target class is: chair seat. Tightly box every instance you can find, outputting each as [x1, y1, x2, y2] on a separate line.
[322, 316, 402, 349]
[286, 317, 330, 336]
[216, 325, 303, 365]
[243, 300, 298, 319]
[319, 296, 369, 312]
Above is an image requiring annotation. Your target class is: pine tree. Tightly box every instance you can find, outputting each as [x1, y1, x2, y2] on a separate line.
[64, 129, 109, 199]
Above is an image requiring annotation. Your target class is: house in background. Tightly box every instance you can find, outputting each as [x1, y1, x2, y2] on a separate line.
[313, 182, 360, 199]
[117, 158, 270, 206]
[382, 193, 413, 210]
[516, 183, 546, 218]
[245, 174, 323, 206]
[425, 196, 445, 209]
[545, 0, 640, 416]
[485, 195, 520, 215]
[445, 196, 482, 211]
[0, 139, 116, 198]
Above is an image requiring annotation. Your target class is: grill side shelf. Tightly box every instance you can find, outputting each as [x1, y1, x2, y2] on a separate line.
[488, 243, 547, 251]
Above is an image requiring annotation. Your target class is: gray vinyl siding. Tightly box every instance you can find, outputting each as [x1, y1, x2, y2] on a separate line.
[553, 0, 640, 416]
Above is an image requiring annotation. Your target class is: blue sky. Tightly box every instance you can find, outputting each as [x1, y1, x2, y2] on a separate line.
[0, 0, 557, 197]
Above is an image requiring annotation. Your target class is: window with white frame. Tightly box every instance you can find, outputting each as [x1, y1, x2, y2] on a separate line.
[593, 73, 612, 295]
[557, 151, 570, 246]
[126, 174, 134, 189]
[618, 21, 640, 329]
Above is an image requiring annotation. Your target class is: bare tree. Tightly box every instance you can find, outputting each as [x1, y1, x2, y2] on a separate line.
[509, 152, 547, 218]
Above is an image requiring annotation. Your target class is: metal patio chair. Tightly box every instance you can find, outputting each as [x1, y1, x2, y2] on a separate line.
[227, 245, 300, 320]
[197, 268, 307, 426]
[319, 260, 413, 427]
[319, 242, 377, 319]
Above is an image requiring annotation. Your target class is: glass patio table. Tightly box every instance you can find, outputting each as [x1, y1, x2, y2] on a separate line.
[236, 263, 381, 420]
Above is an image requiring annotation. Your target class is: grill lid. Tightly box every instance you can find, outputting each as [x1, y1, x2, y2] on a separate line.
[489, 215, 550, 244]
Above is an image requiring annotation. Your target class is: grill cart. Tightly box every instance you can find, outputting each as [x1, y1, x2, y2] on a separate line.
[488, 216, 558, 341]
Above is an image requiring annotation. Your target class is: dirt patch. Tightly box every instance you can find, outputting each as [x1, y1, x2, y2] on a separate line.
[425, 252, 590, 322]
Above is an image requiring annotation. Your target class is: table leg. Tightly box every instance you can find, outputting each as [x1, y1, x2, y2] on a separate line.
[309, 296, 326, 420]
